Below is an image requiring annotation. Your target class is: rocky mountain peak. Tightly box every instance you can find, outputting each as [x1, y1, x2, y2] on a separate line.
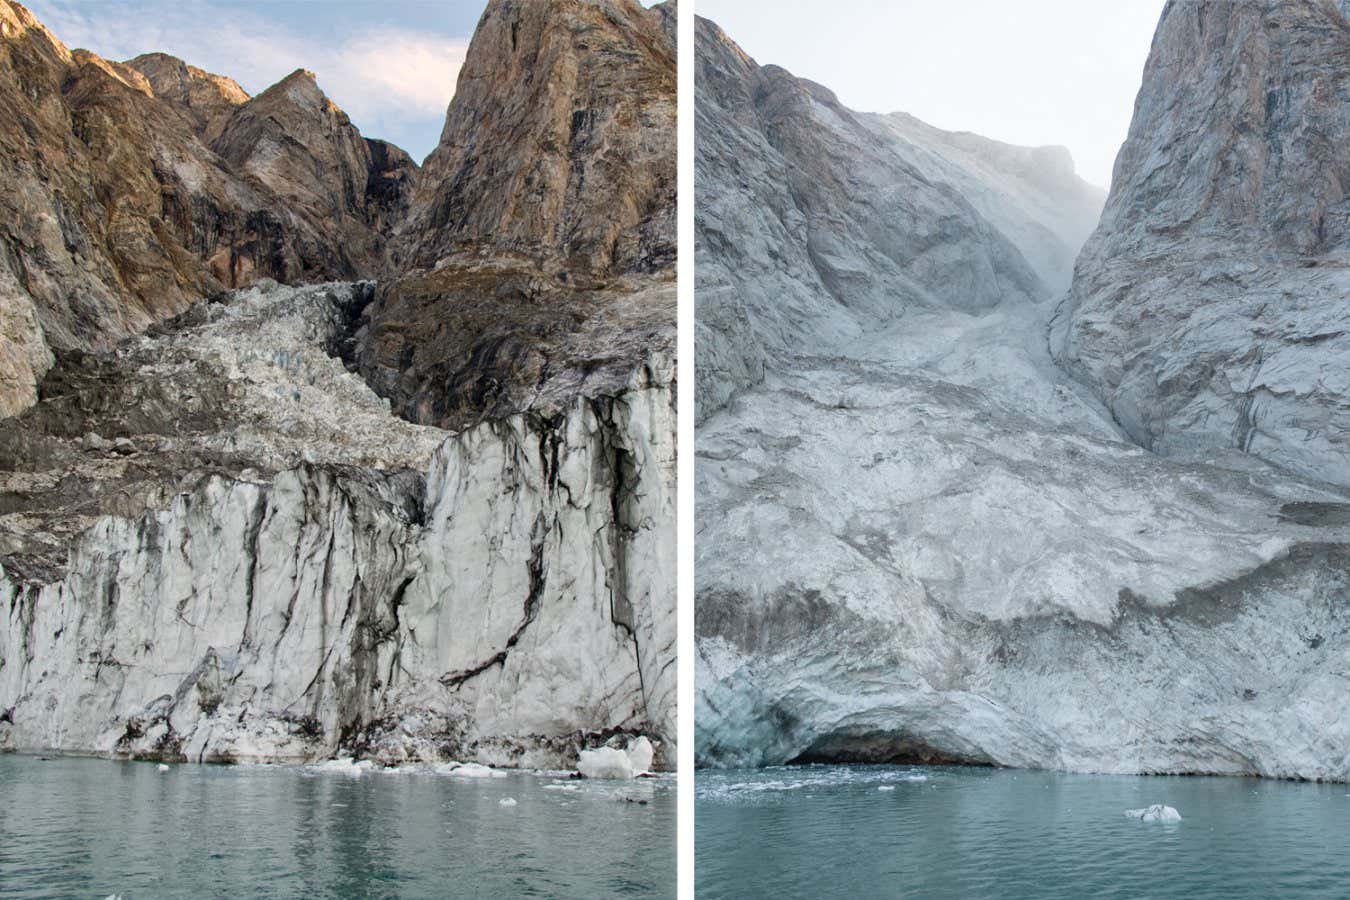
[71, 49, 154, 97]
[0, 0, 424, 418]
[0, 1, 65, 58]
[353, 0, 676, 431]
[124, 51, 248, 136]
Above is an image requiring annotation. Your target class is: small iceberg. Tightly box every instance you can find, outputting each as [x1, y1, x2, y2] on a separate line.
[578, 746, 633, 779]
[577, 736, 657, 780]
[1124, 804, 1181, 822]
[157, 764, 170, 772]
[877, 785, 895, 792]
[499, 797, 517, 807]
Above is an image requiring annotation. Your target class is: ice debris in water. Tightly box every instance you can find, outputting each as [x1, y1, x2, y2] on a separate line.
[436, 762, 508, 779]
[499, 797, 517, 807]
[157, 764, 170, 772]
[877, 785, 896, 792]
[310, 758, 373, 776]
[1124, 804, 1181, 822]
[577, 736, 656, 779]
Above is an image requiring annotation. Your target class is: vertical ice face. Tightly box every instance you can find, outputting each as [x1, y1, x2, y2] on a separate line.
[0, 282, 675, 768]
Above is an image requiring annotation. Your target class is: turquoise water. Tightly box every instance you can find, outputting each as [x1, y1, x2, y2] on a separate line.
[696, 764, 1350, 899]
[0, 754, 674, 898]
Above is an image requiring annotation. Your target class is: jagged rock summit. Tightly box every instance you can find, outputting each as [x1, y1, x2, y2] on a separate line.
[124, 51, 248, 138]
[0, 0, 675, 769]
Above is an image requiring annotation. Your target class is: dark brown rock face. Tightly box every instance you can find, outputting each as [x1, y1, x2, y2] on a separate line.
[355, 0, 677, 430]
[0, 2, 417, 417]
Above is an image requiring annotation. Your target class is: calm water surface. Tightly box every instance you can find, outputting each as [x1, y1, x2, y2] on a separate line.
[0, 754, 673, 898]
[696, 764, 1350, 899]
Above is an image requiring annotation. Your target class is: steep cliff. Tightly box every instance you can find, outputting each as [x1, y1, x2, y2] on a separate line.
[357, 0, 676, 431]
[1054, 0, 1350, 487]
[695, 12, 1350, 781]
[0, 0, 675, 768]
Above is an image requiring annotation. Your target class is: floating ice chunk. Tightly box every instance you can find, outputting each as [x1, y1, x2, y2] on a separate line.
[542, 783, 580, 792]
[311, 757, 372, 776]
[437, 762, 507, 778]
[1124, 804, 1181, 822]
[157, 764, 170, 772]
[499, 797, 517, 807]
[903, 774, 929, 782]
[877, 785, 895, 792]
[578, 746, 635, 779]
[625, 736, 655, 775]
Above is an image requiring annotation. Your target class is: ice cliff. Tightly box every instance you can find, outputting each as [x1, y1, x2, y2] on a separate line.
[695, 3, 1350, 782]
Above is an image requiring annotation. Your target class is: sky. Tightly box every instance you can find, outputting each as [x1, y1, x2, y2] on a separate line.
[24, 0, 487, 163]
[698, 0, 1167, 189]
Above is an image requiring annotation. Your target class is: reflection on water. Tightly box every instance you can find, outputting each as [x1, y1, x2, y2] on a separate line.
[697, 764, 1350, 899]
[0, 754, 673, 898]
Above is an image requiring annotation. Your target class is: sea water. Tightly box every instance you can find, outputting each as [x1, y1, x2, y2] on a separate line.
[696, 764, 1350, 898]
[0, 754, 673, 898]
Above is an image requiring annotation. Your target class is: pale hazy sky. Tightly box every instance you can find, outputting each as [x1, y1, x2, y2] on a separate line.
[25, 0, 487, 163]
[698, 0, 1166, 189]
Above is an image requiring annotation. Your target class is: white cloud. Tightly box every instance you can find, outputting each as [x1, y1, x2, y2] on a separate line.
[332, 27, 467, 121]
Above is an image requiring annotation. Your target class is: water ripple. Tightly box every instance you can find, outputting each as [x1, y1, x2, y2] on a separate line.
[0, 755, 674, 898]
[696, 765, 1350, 899]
